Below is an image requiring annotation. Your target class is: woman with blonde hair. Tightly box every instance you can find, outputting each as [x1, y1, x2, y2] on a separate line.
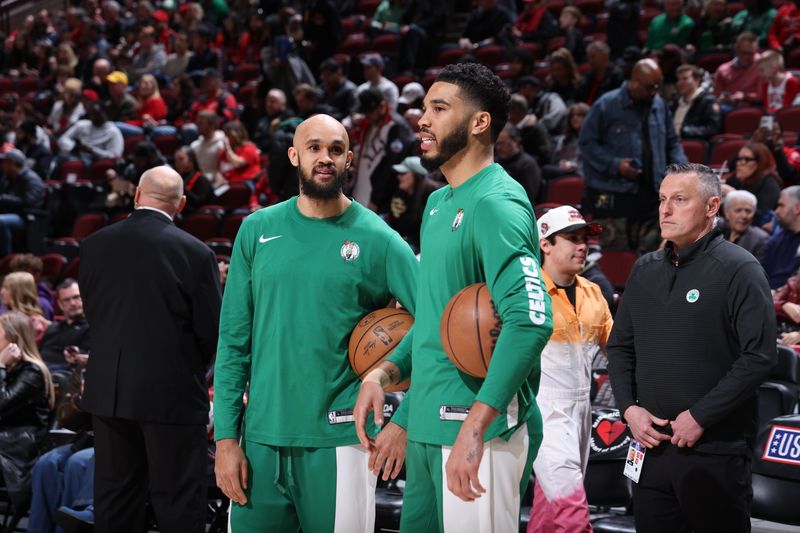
[2, 272, 50, 342]
[0, 310, 54, 509]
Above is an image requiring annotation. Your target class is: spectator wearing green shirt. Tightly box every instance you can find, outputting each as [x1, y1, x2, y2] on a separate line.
[644, 0, 695, 52]
[730, 0, 776, 46]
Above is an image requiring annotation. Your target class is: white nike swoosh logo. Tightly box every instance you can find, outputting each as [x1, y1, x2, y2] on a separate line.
[259, 235, 283, 244]
[429, 208, 439, 216]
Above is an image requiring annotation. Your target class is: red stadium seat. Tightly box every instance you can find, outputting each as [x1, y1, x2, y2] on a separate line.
[0, 253, 17, 276]
[598, 250, 639, 291]
[205, 238, 232, 256]
[153, 135, 182, 157]
[41, 253, 67, 283]
[341, 35, 371, 56]
[437, 47, 467, 66]
[355, 0, 381, 16]
[0, 77, 12, 94]
[787, 48, 800, 69]
[546, 36, 566, 54]
[232, 63, 260, 84]
[545, 0, 566, 16]
[15, 76, 38, 94]
[723, 107, 763, 135]
[62, 257, 80, 280]
[516, 42, 542, 60]
[474, 45, 506, 67]
[216, 183, 251, 211]
[220, 213, 246, 240]
[680, 139, 708, 164]
[88, 159, 116, 183]
[392, 74, 414, 91]
[546, 176, 585, 206]
[71, 213, 108, 240]
[726, 2, 745, 16]
[341, 15, 369, 35]
[181, 213, 220, 242]
[709, 139, 747, 166]
[371, 33, 399, 56]
[640, 7, 661, 29]
[777, 106, 800, 132]
[696, 51, 733, 73]
[56, 160, 87, 183]
[124, 135, 145, 157]
[575, 0, 604, 16]
[595, 15, 608, 33]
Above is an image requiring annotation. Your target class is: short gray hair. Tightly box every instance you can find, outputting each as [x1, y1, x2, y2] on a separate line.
[782, 185, 800, 207]
[664, 162, 721, 200]
[724, 189, 757, 210]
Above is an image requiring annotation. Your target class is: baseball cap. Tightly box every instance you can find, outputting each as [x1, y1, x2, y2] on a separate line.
[537, 205, 602, 240]
[0, 148, 27, 166]
[106, 71, 128, 86]
[360, 53, 384, 70]
[398, 82, 425, 105]
[392, 156, 427, 176]
[357, 87, 385, 114]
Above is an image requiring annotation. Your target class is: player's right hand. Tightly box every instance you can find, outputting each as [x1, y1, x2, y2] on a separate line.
[215, 438, 249, 505]
[353, 381, 385, 451]
[623, 405, 670, 449]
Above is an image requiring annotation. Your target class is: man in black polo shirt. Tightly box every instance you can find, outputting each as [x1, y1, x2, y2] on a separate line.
[607, 162, 776, 532]
[39, 278, 90, 373]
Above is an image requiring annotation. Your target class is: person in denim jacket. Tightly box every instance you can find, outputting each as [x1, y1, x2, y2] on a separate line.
[579, 59, 687, 252]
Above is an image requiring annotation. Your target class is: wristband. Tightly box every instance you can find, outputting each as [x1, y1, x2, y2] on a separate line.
[363, 368, 389, 387]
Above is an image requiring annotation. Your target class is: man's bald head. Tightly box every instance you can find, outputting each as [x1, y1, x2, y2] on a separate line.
[292, 114, 350, 151]
[136, 166, 186, 216]
[629, 59, 663, 104]
[287, 114, 353, 201]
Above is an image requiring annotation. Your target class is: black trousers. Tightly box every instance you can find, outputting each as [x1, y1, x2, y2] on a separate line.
[633, 443, 752, 533]
[92, 415, 208, 533]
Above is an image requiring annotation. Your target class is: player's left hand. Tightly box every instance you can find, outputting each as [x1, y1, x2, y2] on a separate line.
[445, 422, 486, 502]
[368, 421, 406, 480]
[670, 410, 704, 448]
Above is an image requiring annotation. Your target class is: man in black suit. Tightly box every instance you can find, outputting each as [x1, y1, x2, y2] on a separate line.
[78, 166, 222, 533]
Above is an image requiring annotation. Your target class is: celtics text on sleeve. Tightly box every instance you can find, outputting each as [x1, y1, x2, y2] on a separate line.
[389, 164, 553, 446]
[213, 198, 418, 447]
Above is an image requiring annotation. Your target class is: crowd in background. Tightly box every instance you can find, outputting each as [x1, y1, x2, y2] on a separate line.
[3, 0, 800, 529]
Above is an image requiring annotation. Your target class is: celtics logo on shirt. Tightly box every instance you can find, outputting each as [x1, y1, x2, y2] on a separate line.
[341, 240, 360, 262]
[452, 208, 464, 231]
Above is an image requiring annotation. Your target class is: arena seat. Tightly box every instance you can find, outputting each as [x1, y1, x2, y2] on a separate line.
[545, 0, 566, 16]
[341, 15, 369, 35]
[220, 213, 246, 241]
[788, 47, 800, 70]
[62, 256, 80, 280]
[153, 134, 182, 157]
[474, 45, 506, 67]
[124, 135, 146, 157]
[546, 36, 567, 54]
[371, 33, 400, 56]
[696, 51, 733, 73]
[355, 0, 380, 16]
[341, 35, 372, 56]
[0, 253, 17, 276]
[777, 106, 800, 132]
[41, 253, 68, 283]
[88, 158, 117, 183]
[516, 42, 542, 60]
[181, 213, 221, 242]
[592, 516, 636, 532]
[575, 0, 604, 16]
[723, 107, 763, 135]
[216, 183, 251, 211]
[680, 139, 708, 164]
[545, 175, 585, 206]
[437, 47, 467, 66]
[232, 63, 259, 84]
[709, 138, 746, 166]
[757, 344, 800, 425]
[56, 160, 87, 183]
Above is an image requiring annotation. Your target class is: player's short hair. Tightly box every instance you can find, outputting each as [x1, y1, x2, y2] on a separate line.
[435, 63, 510, 142]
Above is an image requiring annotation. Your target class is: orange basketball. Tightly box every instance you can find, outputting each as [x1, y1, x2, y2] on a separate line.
[440, 283, 502, 378]
[349, 308, 413, 392]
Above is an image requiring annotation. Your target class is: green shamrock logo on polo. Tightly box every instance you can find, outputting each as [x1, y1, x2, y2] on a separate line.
[686, 289, 700, 303]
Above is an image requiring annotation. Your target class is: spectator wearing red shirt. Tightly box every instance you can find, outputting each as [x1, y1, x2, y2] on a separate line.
[758, 50, 800, 112]
[767, 1, 800, 51]
[218, 120, 261, 185]
[128, 74, 167, 127]
[184, 68, 237, 126]
[714, 32, 762, 112]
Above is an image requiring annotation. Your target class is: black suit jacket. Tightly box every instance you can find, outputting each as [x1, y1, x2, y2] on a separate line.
[78, 209, 221, 425]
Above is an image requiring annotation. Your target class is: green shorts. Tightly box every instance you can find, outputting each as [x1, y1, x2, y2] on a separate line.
[400, 422, 540, 533]
[230, 440, 376, 533]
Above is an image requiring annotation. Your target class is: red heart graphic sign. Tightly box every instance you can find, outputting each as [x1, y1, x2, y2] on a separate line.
[596, 420, 627, 446]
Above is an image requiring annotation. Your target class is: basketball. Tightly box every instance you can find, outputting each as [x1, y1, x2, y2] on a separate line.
[349, 308, 413, 392]
[440, 283, 503, 378]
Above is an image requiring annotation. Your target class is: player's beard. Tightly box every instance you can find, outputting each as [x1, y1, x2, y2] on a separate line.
[298, 164, 346, 200]
[420, 117, 471, 172]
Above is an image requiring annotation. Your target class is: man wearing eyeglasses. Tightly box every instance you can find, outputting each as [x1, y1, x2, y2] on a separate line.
[579, 58, 687, 253]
